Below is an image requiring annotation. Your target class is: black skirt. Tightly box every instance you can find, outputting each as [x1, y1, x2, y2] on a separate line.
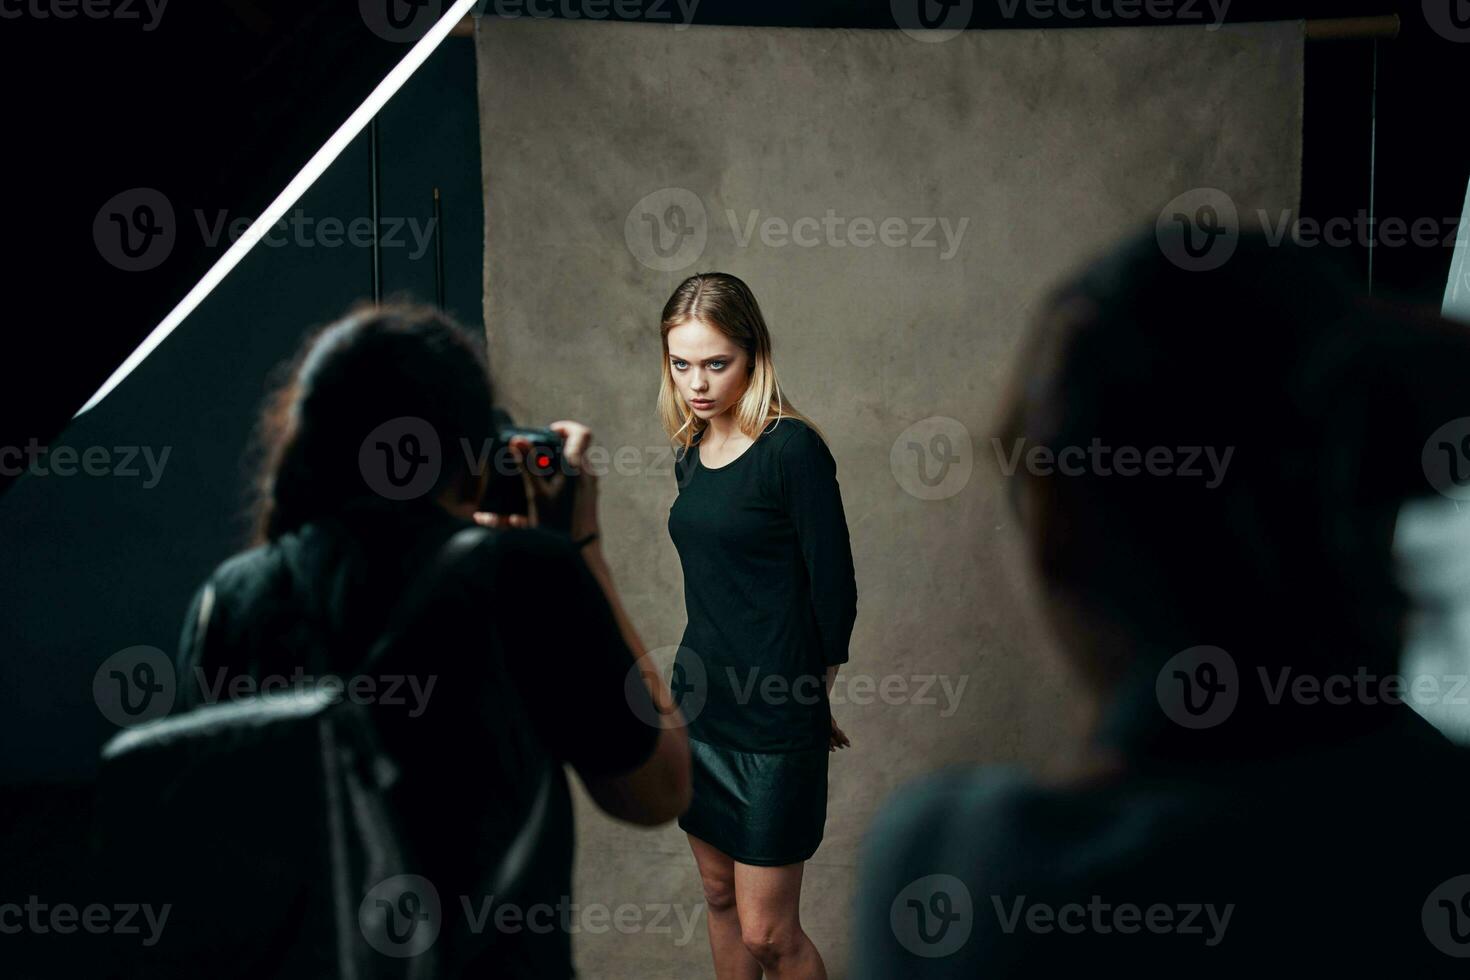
[677, 737, 829, 866]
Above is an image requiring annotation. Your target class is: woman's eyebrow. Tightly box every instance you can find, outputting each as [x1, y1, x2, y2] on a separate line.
[669, 354, 733, 363]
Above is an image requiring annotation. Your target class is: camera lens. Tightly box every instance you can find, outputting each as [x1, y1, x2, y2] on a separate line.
[526, 448, 556, 477]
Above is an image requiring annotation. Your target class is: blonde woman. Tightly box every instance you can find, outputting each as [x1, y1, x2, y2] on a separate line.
[661, 272, 858, 979]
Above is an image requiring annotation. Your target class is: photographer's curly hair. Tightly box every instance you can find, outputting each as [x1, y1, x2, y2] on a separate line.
[657, 272, 825, 453]
[248, 303, 496, 545]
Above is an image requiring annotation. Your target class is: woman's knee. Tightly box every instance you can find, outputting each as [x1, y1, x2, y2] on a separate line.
[739, 916, 801, 963]
[699, 872, 738, 914]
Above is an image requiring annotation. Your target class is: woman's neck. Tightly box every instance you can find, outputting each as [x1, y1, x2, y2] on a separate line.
[702, 410, 742, 444]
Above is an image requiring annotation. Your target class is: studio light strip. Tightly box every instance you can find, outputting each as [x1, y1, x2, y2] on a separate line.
[75, 0, 480, 418]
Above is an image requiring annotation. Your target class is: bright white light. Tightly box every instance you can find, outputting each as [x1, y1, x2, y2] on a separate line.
[1444, 175, 1470, 326]
[75, 0, 480, 418]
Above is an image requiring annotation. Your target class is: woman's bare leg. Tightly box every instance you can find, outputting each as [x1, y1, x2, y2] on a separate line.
[734, 860, 826, 979]
[688, 833, 762, 980]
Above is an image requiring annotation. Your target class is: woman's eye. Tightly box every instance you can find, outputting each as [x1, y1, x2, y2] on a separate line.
[672, 360, 687, 370]
[709, 361, 726, 371]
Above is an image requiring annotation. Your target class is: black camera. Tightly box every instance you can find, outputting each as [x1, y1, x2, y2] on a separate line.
[478, 408, 567, 518]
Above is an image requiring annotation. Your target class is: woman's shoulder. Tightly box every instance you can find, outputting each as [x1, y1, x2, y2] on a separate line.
[763, 415, 826, 456]
[198, 539, 287, 607]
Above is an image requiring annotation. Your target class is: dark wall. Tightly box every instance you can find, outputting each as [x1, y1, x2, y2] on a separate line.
[0, 37, 486, 783]
[1300, 19, 1467, 309]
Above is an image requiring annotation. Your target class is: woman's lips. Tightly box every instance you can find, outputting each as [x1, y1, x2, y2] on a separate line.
[691, 399, 714, 407]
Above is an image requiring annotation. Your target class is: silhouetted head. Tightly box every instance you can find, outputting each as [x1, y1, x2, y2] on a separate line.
[250, 303, 495, 543]
[995, 226, 1465, 715]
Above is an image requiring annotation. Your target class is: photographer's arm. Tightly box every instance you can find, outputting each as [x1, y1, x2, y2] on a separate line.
[574, 539, 692, 826]
[480, 422, 690, 827]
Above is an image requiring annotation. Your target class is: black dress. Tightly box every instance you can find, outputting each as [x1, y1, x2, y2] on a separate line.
[668, 416, 858, 865]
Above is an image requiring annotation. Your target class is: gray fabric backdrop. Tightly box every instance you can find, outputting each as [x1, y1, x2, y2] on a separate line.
[475, 18, 1302, 977]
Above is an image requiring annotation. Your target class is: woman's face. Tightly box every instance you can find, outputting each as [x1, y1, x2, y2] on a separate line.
[666, 318, 749, 419]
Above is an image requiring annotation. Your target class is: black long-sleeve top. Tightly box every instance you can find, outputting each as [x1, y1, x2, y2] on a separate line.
[668, 416, 858, 752]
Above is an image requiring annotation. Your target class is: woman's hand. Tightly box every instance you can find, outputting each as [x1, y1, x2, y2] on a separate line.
[475, 419, 599, 540]
[829, 715, 850, 753]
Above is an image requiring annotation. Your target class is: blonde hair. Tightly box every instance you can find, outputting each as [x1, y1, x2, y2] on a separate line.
[657, 272, 824, 453]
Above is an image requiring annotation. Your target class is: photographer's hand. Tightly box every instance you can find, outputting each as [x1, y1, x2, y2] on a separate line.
[474, 419, 599, 539]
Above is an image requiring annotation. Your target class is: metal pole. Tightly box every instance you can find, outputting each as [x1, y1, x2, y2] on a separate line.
[434, 186, 445, 310]
[1367, 38, 1378, 295]
[370, 116, 382, 303]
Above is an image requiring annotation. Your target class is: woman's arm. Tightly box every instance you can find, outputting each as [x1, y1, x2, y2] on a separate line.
[778, 424, 859, 670]
[777, 424, 858, 751]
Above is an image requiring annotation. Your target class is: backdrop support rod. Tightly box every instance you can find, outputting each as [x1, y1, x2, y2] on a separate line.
[1368, 38, 1379, 295]
[452, 14, 1399, 40]
[434, 187, 446, 310]
[370, 116, 383, 303]
[1305, 16, 1400, 41]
